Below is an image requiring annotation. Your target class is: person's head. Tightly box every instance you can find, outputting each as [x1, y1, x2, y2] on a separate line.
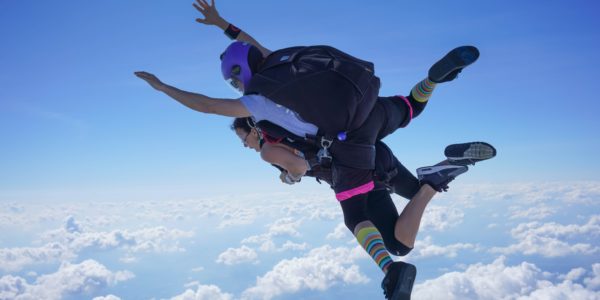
[231, 117, 261, 152]
[220, 42, 264, 93]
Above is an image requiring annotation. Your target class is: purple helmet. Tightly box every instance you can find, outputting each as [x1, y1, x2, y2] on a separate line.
[220, 42, 253, 92]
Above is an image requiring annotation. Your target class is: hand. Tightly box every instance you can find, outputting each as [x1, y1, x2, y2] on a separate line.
[280, 171, 291, 184]
[193, 0, 224, 26]
[281, 171, 302, 185]
[134, 71, 166, 91]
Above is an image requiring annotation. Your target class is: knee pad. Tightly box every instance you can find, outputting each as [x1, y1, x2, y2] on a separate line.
[385, 240, 413, 257]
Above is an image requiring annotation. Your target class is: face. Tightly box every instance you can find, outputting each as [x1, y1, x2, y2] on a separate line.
[235, 127, 260, 152]
[226, 77, 245, 93]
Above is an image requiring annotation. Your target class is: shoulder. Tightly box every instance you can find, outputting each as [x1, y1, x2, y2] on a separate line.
[260, 143, 294, 161]
[240, 94, 268, 105]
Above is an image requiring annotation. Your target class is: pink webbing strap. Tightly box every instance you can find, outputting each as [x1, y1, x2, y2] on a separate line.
[398, 95, 413, 127]
[336, 181, 375, 201]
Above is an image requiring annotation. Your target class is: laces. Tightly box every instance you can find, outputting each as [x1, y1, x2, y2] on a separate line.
[381, 278, 393, 299]
[381, 278, 391, 299]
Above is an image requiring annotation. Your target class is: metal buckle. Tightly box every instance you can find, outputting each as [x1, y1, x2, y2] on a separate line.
[317, 137, 333, 167]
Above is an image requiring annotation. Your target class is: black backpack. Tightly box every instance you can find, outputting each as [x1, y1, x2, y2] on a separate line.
[245, 45, 381, 137]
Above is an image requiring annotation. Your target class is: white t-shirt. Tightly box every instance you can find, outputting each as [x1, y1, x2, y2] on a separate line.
[240, 94, 318, 137]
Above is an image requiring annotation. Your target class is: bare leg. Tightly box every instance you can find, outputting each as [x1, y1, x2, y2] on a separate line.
[394, 184, 437, 248]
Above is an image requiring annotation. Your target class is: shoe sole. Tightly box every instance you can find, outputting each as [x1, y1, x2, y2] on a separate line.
[428, 46, 480, 83]
[417, 165, 468, 179]
[392, 262, 417, 300]
[445, 142, 497, 166]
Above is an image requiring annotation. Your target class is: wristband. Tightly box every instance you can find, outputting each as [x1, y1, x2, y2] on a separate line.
[224, 23, 241, 40]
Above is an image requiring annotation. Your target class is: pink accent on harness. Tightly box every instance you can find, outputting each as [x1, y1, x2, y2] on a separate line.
[398, 95, 413, 122]
[336, 181, 375, 201]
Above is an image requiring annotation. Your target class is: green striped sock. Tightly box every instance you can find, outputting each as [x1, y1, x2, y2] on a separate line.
[355, 221, 393, 274]
[410, 77, 437, 103]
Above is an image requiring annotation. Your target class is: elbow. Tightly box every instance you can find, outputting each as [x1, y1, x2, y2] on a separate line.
[193, 103, 212, 114]
[288, 162, 308, 177]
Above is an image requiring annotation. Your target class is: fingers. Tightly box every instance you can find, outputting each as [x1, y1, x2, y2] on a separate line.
[195, 18, 207, 24]
[211, 0, 215, 8]
[192, 3, 203, 13]
[134, 71, 153, 80]
[199, 0, 209, 9]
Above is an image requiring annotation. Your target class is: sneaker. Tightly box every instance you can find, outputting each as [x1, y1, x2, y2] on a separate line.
[417, 165, 468, 192]
[445, 141, 497, 166]
[381, 261, 417, 300]
[428, 46, 480, 83]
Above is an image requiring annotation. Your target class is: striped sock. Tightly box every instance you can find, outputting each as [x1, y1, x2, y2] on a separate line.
[354, 221, 393, 274]
[410, 77, 437, 103]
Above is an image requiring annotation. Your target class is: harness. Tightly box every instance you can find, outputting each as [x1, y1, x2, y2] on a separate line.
[256, 120, 396, 187]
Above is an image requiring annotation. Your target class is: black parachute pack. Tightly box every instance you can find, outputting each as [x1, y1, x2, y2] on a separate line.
[245, 46, 381, 137]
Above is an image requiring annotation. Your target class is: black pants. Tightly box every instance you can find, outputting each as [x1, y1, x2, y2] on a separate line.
[335, 94, 427, 256]
[331, 95, 426, 197]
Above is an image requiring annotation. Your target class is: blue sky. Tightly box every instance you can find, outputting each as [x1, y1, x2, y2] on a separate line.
[1, 1, 600, 299]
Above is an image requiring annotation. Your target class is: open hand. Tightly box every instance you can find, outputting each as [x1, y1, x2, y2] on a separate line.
[193, 0, 223, 26]
[134, 71, 165, 91]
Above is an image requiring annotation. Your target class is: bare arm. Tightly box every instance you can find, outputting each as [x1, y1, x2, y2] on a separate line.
[260, 143, 308, 178]
[193, 0, 272, 57]
[135, 71, 250, 117]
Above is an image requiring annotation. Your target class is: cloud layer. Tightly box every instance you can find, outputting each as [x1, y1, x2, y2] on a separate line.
[413, 257, 600, 300]
[0, 260, 133, 300]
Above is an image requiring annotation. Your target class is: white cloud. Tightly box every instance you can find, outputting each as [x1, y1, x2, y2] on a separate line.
[0, 260, 133, 300]
[559, 268, 586, 281]
[1, 216, 195, 272]
[218, 208, 259, 228]
[184, 281, 200, 288]
[42, 216, 195, 253]
[216, 246, 258, 265]
[326, 223, 349, 240]
[93, 295, 121, 300]
[0, 243, 74, 272]
[491, 215, 600, 257]
[450, 182, 600, 207]
[241, 245, 369, 300]
[509, 205, 558, 220]
[267, 218, 302, 237]
[170, 285, 233, 300]
[413, 256, 600, 300]
[280, 241, 308, 251]
[409, 236, 479, 259]
[584, 264, 600, 290]
[420, 205, 464, 232]
[240, 217, 305, 252]
[119, 255, 138, 264]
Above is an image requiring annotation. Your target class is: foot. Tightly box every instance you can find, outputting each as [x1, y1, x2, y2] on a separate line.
[445, 141, 497, 166]
[381, 261, 417, 300]
[428, 46, 480, 83]
[417, 165, 468, 192]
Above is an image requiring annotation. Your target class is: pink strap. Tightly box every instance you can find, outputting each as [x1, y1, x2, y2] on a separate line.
[336, 181, 375, 201]
[398, 95, 413, 123]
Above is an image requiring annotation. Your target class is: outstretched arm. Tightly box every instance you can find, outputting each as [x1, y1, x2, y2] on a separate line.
[193, 0, 272, 57]
[135, 71, 250, 117]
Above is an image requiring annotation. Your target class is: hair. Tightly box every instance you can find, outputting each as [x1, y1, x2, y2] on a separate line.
[231, 117, 255, 133]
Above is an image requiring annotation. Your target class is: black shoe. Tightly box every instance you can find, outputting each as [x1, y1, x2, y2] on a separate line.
[445, 141, 497, 166]
[381, 261, 417, 300]
[428, 46, 480, 83]
[417, 165, 468, 192]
